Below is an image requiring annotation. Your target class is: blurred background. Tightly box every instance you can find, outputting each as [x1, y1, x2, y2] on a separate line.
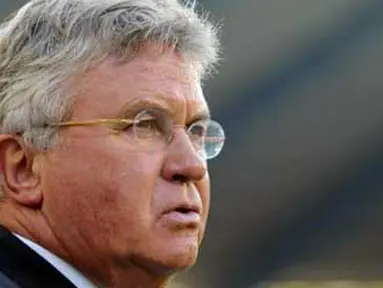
[2, 0, 383, 287]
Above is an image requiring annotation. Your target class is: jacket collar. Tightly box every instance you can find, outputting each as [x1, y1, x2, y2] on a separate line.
[0, 225, 75, 288]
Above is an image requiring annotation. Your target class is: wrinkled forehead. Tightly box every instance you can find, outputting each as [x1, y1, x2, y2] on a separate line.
[70, 47, 209, 121]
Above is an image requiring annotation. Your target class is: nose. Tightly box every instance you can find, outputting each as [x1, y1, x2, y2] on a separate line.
[161, 129, 207, 183]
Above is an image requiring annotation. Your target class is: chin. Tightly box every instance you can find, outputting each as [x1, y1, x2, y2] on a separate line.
[164, 243, 199, 271]
[143, 235, 200, 276]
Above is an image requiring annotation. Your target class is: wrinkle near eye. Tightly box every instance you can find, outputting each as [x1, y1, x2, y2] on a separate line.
[116, 87, 209, 128]
[117, 94, 178, 120]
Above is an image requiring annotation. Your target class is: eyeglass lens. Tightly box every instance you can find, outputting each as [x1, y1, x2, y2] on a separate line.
[132, 109, 225, 159]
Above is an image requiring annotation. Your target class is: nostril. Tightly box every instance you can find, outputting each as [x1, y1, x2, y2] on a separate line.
[172, 174, 188, 183]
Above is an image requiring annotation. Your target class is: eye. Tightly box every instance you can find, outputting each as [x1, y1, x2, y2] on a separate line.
[187, 120, 208, 151]
[135, 117, 159, 135]
[133, 109, 168, 139]
[188, 120, 208, 138]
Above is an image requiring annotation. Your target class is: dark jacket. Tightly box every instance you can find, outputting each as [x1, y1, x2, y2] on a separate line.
[0, 225, 75, 288]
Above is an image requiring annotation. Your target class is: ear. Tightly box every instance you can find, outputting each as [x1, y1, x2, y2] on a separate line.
[0, 135, 43, 208]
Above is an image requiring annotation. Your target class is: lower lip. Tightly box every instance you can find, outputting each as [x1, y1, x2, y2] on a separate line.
[161, 211, 201, 226]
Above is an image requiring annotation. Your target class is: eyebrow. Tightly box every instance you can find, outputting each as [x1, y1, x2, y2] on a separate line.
[188, 111, 211, 126]
[117, 94, 211, 124]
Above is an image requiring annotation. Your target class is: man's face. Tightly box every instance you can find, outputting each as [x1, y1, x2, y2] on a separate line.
[39, 48, 210, 276]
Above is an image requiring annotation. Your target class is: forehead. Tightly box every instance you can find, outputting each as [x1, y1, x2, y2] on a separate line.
[71, 49, 208, 120]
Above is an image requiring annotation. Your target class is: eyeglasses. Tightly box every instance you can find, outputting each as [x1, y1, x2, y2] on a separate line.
[52, 109, 225, 160]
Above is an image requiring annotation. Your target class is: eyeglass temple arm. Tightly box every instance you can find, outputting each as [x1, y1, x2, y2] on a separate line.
[51, 119, 136, 127]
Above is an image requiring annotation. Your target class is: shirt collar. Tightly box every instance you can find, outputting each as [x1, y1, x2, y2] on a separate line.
[14, 234, 99, 288]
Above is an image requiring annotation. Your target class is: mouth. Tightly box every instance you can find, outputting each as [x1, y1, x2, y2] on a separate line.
[172, 204, 200, 215]
[161, 204, 201, 228]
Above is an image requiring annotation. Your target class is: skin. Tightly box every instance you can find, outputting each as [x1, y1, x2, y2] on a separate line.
[0, 45, 211, 287]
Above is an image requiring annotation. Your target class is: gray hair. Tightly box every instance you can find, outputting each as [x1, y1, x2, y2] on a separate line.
[0, 0, 220, 150]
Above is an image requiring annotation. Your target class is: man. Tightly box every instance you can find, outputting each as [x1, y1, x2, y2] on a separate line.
[0, 0, 224, 287]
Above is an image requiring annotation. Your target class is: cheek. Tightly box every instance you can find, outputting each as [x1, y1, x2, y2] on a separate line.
[41, 139, 164, 242]
[195, 169, 210, 214]
[198, 176, 211, 240]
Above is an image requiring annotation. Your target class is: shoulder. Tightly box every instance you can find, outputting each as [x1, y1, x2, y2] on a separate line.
[0, 225, 75, 288]
[0, 271, 20, 288]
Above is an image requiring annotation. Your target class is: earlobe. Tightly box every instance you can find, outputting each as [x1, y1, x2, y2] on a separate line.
[0, 135, 43, 208]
